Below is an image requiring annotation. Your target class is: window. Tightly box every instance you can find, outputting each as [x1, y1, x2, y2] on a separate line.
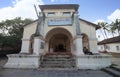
[47, 12, 55, 16]
[116, 46, 120, 51]
[63, 12, 70, 16]
[105, 45, 110, 50]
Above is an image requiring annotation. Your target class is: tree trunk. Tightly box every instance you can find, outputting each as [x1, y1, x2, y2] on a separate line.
[118, 30, 120, 36]
[112, 33, 114, 37]
[104, 29, 108, 39]
[100, 29, 105, 39]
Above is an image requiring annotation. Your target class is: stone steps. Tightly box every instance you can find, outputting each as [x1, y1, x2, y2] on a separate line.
[102, 67, 120, 77]
[42, 58, 75, 60]
[40, 54, 76, 68]
[111, 66, 120, 72]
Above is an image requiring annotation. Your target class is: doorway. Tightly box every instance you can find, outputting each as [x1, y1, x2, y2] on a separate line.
[49, 34, 69, 52]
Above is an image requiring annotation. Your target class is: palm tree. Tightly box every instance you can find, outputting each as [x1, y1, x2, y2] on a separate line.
[98, 22, 105, 39]
[110, 19, 120, 36]
[109, 22, 116, 37]
[98, 22, 109, 39]
[115, 19, 120, 35]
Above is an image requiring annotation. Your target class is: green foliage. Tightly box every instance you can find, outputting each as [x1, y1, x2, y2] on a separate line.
[98, 22, 109, 39]
[0, 17, 33, 50]
[110, 19, 120, 36]
[98, 19, 120, 39]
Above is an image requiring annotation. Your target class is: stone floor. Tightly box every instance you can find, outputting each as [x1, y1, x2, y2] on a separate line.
[0, 68, 113, 77]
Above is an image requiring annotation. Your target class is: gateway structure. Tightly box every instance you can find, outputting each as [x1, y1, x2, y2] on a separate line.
[4, 4, 111, 69]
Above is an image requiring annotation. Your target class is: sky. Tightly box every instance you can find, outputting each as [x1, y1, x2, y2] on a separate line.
[0, 0, 120, 41]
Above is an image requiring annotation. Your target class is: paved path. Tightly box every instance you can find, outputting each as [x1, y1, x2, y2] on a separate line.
[0, 68, 113, 77]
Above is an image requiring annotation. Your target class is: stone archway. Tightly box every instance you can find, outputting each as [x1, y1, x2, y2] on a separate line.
[29, 34, 34, 54]
[45, 28, 73, 54]
[82, 33, 89, 51]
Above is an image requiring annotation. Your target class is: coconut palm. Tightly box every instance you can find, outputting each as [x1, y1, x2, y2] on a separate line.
[109, 22, 116, 37]
[98, 22, 109, 39]
[110, 19, 120, 36]
[114, 19, 120, 35]
[98, 22, 105, 39]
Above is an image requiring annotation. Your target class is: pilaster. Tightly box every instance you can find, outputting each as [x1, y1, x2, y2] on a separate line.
[33, 36, 45, 55]
[20, 38, 30, 53]
[73, 35, 84, 56]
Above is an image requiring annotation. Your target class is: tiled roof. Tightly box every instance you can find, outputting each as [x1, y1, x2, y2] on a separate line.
[98, 36, 120, 45]
[79, 18, 100, 30]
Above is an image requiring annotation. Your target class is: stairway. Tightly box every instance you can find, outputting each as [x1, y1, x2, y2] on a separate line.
[102, 66, 120, 77]
[40, 54, 76, 68]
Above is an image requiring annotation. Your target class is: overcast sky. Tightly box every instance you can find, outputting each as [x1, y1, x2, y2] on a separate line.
[0, 0, 120, 41]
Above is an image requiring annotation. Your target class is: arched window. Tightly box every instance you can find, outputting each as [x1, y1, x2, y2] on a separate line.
[29, 34, 34, 54]
[82, 33, 90, 52]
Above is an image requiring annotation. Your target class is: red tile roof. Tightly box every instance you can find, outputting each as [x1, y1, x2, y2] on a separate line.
[98, 36, 120, 45]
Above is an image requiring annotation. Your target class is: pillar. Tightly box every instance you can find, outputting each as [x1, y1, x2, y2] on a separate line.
[20, 38, 30, 53]
[33, 36, 45, 55]
[74, 36, 84, 55]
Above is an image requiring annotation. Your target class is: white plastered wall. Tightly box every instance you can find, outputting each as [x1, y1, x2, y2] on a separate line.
[98, 43, 120, 53]
[21, 21, 37, 53]
[80, 20, 98, 53]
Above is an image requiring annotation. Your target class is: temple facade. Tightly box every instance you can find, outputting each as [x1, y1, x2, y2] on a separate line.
[21, 4, 99, 55]
[4, 4, 111, 69]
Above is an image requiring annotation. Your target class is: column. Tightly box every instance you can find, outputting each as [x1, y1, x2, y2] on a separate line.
[20, 38, 30, 53]
[74, 36, 84, 55]
[33, 36, 45, 55]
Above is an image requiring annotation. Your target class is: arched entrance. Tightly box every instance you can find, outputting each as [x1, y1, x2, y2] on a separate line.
[82, 33, 90, 51]
[29, 34, 34, 54]
[45, 28, 72, 54]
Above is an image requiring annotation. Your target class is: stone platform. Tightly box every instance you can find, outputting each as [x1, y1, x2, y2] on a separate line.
[4, 53, 40, 68]
[3, 53, 111, 69]
[76, 54, 111, 69]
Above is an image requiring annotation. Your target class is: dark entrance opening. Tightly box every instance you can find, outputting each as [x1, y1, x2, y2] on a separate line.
[55, 44, 66, 52]
[49, 33, 70, 53]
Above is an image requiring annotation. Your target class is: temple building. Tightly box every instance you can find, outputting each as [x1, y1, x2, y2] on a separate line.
[4, 4, 111, 69]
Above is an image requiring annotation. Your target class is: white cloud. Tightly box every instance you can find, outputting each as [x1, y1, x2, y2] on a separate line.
[0, 0, 44, 21]
[94, 19, 105, 24]
[107, 9, 120, 21]
[95, 9, 120, 41]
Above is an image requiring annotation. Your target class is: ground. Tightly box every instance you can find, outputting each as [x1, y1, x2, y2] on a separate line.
[0, 69, 113, 77]
[0, 53, 120, 77]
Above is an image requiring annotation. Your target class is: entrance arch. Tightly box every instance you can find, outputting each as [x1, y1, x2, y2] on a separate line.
[45, 28, 73, 53]
[29, 34, 34, 54]
[82, 33, 90, 51]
